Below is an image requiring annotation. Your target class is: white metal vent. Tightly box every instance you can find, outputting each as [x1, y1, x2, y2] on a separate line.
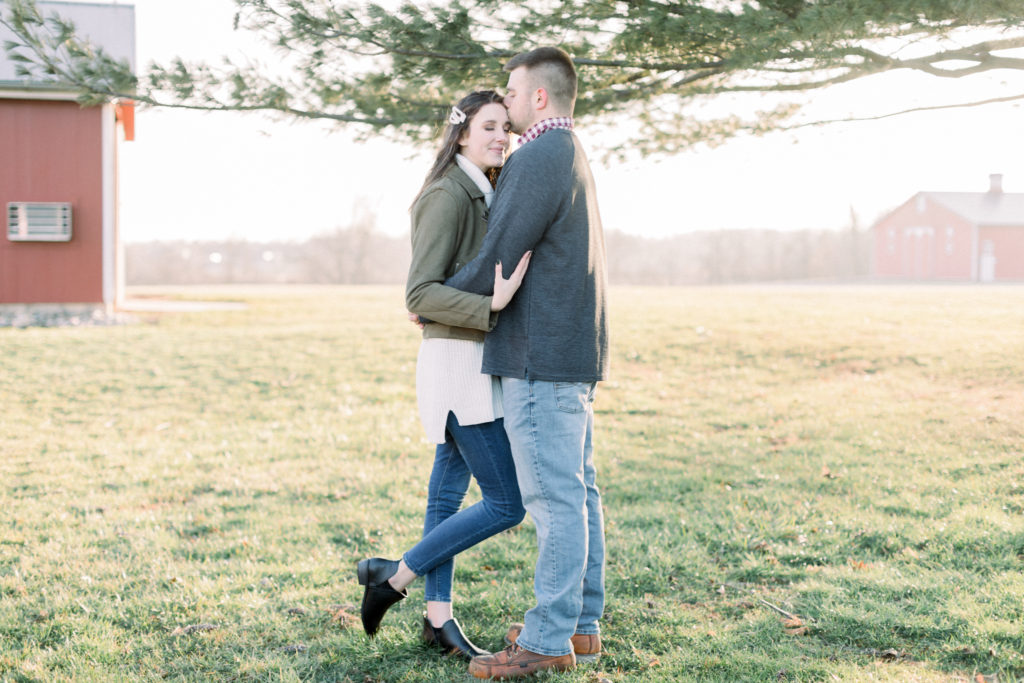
[7, 202, 73, 242]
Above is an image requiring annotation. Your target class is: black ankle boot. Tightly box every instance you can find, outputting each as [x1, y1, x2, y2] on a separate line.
[421, 615, 491, 660]
[357, 558, 407, 637]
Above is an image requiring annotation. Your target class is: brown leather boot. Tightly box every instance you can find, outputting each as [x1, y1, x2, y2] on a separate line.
[504, 622, 601, 663]
[468, 644, 575, 679]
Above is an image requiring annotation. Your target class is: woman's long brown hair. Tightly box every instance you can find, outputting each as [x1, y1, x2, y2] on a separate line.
[411, 90, 505, 210]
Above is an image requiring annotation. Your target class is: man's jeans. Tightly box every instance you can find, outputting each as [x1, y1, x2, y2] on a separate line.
[501, 378, 605, 657]
[403, 413, 525, 602]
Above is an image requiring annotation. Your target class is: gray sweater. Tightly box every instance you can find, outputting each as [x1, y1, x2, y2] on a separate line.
[445, 128, 609, 382]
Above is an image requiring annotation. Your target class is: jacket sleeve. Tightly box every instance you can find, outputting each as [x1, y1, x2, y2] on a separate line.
[444, 149, 565, 294]
[405, 187, 496, 331]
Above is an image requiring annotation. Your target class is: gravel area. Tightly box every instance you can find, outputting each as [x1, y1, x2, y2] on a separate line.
[0, 305, 136, 328]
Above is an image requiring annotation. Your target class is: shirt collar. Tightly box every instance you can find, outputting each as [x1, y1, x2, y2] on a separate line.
[455, 154, 494, 207]
[517, 117, 574, 147]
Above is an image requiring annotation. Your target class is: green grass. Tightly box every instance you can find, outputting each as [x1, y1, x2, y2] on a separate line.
[2, 284, 1023, 682]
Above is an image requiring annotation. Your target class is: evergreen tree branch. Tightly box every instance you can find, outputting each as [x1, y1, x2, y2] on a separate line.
[4, 0, 1024, 156]
[782, 91, 1024, 130]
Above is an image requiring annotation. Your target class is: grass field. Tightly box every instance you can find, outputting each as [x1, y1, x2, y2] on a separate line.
[2, 284, 1023, 682]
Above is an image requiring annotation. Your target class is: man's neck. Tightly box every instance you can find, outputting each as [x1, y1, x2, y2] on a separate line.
[528, 111, 572, 128]
[517, 116, 575, 147]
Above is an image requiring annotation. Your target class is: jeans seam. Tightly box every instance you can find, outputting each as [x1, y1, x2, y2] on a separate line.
[423, 425, 460, 600]
[533, 381, 556, 647]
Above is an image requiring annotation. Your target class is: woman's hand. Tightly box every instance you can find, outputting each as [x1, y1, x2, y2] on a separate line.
[490, 251, 532, 311]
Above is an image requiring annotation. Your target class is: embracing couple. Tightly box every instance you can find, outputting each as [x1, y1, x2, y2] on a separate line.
[356, 46, 609, 679]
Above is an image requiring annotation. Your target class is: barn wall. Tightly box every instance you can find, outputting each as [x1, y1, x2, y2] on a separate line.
[979, 225, 1024, 281]
[0, 99, 105, 304]
[872, 194, 974, 280]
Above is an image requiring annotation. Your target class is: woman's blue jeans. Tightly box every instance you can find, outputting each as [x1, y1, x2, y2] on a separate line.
[402, 412, 525, 602]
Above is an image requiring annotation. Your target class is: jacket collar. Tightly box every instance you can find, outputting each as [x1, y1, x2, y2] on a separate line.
[455, 154, 495, 203]
[446, 162, 488, 205]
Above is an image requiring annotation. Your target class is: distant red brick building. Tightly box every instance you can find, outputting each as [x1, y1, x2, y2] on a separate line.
[0, 1, 135, 310]
[873, 174, 1024, 282]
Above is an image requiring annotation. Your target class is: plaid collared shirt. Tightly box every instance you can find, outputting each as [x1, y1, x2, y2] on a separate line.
[517, 116, 574, 146]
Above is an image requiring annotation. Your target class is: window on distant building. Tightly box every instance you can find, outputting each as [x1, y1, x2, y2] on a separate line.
[945, 226, 955, 256]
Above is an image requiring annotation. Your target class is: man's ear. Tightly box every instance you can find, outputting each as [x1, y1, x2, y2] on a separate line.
[535, 87, 549, 111]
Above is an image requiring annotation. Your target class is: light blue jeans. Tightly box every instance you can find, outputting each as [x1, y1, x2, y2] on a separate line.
[500, 378, 605, 657]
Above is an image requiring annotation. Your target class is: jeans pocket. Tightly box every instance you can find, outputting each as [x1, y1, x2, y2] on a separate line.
[553, 381, 591, 413]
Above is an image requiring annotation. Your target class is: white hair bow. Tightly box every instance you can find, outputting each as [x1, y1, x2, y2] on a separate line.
[448, 106, 467, 125]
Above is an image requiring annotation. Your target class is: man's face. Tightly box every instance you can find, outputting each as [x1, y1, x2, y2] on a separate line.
[503, 67, 534, 135]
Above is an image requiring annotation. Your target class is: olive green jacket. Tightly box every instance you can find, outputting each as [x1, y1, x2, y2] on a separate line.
[405, 164, 498, 342]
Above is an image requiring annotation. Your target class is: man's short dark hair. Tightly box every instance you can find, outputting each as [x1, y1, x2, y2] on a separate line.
[504, 47, 577, 109]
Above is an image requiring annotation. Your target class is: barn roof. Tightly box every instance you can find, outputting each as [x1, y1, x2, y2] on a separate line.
[923, 191, 1024, 227]
[0, 1, 135, 91]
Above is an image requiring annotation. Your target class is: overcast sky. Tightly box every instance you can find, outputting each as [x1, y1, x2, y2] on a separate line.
[55, 0, 1024, 243]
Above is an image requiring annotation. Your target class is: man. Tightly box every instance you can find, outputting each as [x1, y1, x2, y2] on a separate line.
[443, 46, 610, 679]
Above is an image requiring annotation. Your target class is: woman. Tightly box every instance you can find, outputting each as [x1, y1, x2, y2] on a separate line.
[357, 90, 531, 660]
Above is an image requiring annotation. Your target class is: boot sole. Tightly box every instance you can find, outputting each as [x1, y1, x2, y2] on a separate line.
[502, 636, 600, 664]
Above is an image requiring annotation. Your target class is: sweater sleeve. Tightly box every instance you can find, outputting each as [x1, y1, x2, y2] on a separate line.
[405, 187, 496, 331]
[445, 145, 567, 295]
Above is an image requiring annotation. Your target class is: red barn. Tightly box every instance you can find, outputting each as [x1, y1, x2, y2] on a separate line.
[873, 174, 1024, 282]
[0, 1, 135, 312]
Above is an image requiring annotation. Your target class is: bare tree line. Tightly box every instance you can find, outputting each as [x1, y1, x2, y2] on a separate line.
[126, 213, 409, 286]
[605, 225, 871, 285]
[126, 224, 872, 287]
